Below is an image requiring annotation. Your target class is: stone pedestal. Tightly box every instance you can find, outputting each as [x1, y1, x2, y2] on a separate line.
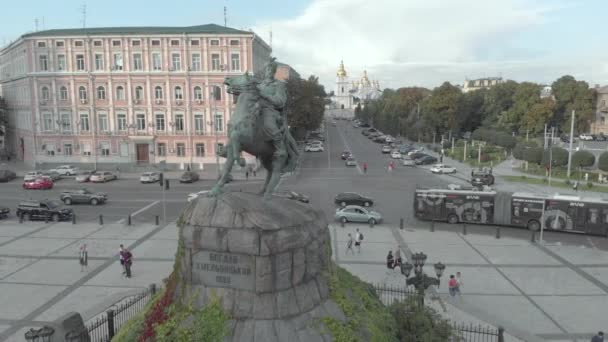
[177, 192, 345, 342]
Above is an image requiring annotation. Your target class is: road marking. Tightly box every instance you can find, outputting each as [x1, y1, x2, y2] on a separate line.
[117, 200, 160, 223]
[335, 124, 362, 174]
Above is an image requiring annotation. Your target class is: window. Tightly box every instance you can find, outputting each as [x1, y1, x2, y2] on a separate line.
[80, 114, 90, 131]
[174, 86, 183, 100]
[171, 53, 181, 71]
[41, 87, 50, 101]
[76, 54, 85, 70]
[56, 41, 64, 47]
[230, 40, 240, 46]
[191, 40, 199, 46]
[96, 86, 106, 100]
[133, 53, 143, 70]
[176, 143, 185, 156]
[215, 143, 224, 156]
[155, 86, 163, 99]
[151, 39, 160, 46]
[112, 40, 121, 46]
[78, 86, 87, 100]
[74, 41, 84, 47]
[212, 85, 222, 101]
[93, 40, 102, 47]
[136, 114, 146, 130]
[194, 114, 204, 133]
[113, 53, 123, 70]
[214, 112, 224, 132]
[191, 53, 201, 71]
[155, 114, 165, 131]
[175, 114, 184, 131]
[195, 143, 205, 157]
[59, 86, 68, 100]
[98, 113, 108, 132]
[117, 114, 127, 131]
[42, 113, 53, 131]
[82, 142, 91, 155]
[231, 53, 240, 71]
[152, 53, 162, 70]
[39, 55, 48, 71]
[134, 86, 144, 100]
[61, 113, 71, 132]
[116, 86, 125, 100]
[95, 54, 103, 70]
[210, 39, 219, 46]
[100, 142, 110, 156]
[211, 53, 220, 71]
[63, 143, 73, 156]
[132, 40, 141, 46]
[57, 54, 66, 70]
[193, 86, 202, 100]
[157, 143, 166, 156]
[171, 40, 180, 46]
[45, 144, 56, 156]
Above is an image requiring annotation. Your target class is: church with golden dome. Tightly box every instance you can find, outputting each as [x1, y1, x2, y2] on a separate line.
[330, 60, 382, 111]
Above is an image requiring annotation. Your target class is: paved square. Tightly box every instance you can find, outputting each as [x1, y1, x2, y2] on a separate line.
[0, 283, 66, 320]
[532, 295, 608, 334]
[132, 239, 178, 259]
[87, 223, 157, 240]
[474, 245, 561, 265]
[499, 267, 605, 295]
[30, 223, 101, 239]
[2, 259, 105, 285]
[51, 238, 137, 258]
[0, 257, 37, 279]
[85, 260, 174, 287]
[0, 238, 77, 257]
[0, 225, 46, 238]
[149, 223, 179, 240]
[547, 245, 608, 265]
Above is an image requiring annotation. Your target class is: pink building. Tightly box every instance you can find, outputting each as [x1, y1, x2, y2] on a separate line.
[0, 24, 271, 169]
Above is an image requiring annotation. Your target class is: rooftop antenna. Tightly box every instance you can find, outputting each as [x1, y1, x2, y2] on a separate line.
[42, 17, 45, 30]
[81, 4, 87, 29]
[224, 6, 227, 27]
[35, 18, 39, 32]
[269, 28, 272, 50]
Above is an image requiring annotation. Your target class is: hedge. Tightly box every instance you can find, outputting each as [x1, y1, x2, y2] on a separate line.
[571, 150, 595, 168]
[599, 152, 608, 172]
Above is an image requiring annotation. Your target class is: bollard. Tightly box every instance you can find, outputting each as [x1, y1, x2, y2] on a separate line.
[72, 214, 76, 225]
[99, 214, 104, 226]
[495, 227, 501, 239]
[155, 215, 160, 226]
[149, 283, 157, 295]
[462, 223, 467, 235]
[430, 219, 435, 232]
[127, 214, 132, 226]
[498, 326, 505, 342]
[530, 231, 536, 243]
[399, 218, 404, 230]
[106, 309, 115, 340]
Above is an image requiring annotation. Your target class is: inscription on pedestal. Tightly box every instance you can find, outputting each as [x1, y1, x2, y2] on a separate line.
[192, 250, 255, 290]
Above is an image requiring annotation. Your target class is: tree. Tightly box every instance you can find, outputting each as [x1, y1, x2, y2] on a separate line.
[571, 150, 595, 168]
[285, 75, 327, 136]
[523, 147, 543, 164]
[480, 80, 518, 126]
[522, 98, 555, 134]
[499, 82, 540, 133]
[495, 132, 517, 150]
[421, 82, 463, 136]
[552, 76, 596, 133]
[598, 152, 608, 172]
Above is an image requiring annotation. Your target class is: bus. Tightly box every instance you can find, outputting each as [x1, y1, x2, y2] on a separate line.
[414, 188, 608, 236]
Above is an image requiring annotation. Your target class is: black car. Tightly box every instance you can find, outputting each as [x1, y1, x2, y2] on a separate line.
[470, 168, 495, 186]
[341, 151, 352, 160]
[359, 123, 371, 128]
[373, 135, 387, 143]
[0, 169, 17, 182]
[334, 192, 374, 207]
[560, 134, 576, 143]
[16, 200, 73, 222]
[596, 134, 607, 141]
[0, 206, 9, 219]
[180, 171, 200, 183]
[409, 152, 427, 160]
[60, 188, 108, 205]
[415, 155, 438, 165]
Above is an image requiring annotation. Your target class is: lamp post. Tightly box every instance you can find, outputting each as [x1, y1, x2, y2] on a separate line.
[208, 120, 220, 177]
[399, 252, 445, 306]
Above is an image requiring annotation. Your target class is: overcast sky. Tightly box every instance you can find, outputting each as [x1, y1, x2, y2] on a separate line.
[2, 0, 607, 91]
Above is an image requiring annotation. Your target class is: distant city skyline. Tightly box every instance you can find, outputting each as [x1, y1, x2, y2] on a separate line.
[2, 0, 608, 90]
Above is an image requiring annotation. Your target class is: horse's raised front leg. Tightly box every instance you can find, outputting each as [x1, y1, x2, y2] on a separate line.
[263, 155, 286, 199]
[259, 167, 272, 195]
[210, 140, 239, 196]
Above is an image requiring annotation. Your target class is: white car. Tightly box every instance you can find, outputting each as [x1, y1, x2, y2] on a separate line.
[381, 145, 392, 153]
[385, 136, 394, 143]
[23, 171, 44, 182]
[579, 133, 594, 141]
[50, 165, 79, 176]
[345, 156, 357, 166]
[430, 164, 456, 174]
[90, 171, 118, 183]
[402, 157, 416, 167]
[305, 144, 324, 152]
[187, 190, 210, 202]
[140, 172, 160, 183]
[390, 151, 402, 159]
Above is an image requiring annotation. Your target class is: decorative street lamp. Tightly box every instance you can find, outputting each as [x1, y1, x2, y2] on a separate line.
[24, 325, 55, 342]
[400, 252, 445, 306]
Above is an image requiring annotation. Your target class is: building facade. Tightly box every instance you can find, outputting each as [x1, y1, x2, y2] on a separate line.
[591, 85, 608, 134]
[0, 24, 271, 168]
[462, 77, 504, 93]
[333, 60, 352, 109]
[328, 61, 381, 115]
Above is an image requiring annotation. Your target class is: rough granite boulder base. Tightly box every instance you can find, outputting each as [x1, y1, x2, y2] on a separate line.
[176, 192, 346, 342]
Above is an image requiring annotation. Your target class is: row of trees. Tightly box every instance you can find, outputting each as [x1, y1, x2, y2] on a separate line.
[354, 75, 597, 141]
[284, 75, 328, 139]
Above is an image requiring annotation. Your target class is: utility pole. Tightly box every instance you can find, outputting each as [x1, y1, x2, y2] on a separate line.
[451, 137, 455, 153]
[567, 110, 575, 178]
[478, 142, 482, 165]
[463, 141, 467, 161]
[543, 124, 547, 149]
[526, 129, 529, 142]
[548, 127, 554, 186]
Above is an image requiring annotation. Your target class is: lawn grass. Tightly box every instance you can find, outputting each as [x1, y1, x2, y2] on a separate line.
[501, 175, 608, 194]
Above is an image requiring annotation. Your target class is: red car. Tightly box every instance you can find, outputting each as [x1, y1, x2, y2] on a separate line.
[23, 176, 54, 190]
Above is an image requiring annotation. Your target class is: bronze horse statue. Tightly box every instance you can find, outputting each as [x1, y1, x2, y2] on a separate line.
[209, 72, 299, 198]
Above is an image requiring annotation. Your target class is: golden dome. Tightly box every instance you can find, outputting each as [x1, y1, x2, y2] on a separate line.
[337, 60, 347, 77]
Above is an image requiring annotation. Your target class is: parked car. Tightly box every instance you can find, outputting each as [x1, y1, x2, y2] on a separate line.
[187, 190, 210, 202]
[180, 171, 200, 183]
[23, 171, 44, 182]
[335, 205, 383, 225]
[50, 165, 79, 176]
[381, 145, 392, 154]
[402, 157, 416, 167]
[385, 136, 394, 143]
[409, 152, 427, 160]
[41, 170, 62, 182]
[275, 190, 310, 203]
[341, 151, 352, 160]
[75, 170, 95, 183]
[415, 155, 438, 165]
[90, 171, 118, 183]
[345, 156, 357, 166]
[430, 164, 456, 174]
[579, 133, 594, 141]
[23, 176, 53, 190]
[359, 122, 371, 128]
[16, 199, 73, 222]
[399, 146, 415, 154]
[560, 134, 577, 143]
[471, 167, 495, 186]
[334, 192, 374, 207]
[0, 206, 9, 219]
[595, 133, 607, 141]
[0, 169, 17, 182]
[305, 144, 324, 152]
[373, 135, 387, 143]
[391, 151, 402, 159]
[140, 172, 160, 183]
[60, 188, 108, 205]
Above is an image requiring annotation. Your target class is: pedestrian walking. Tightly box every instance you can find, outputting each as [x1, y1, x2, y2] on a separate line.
[386, 250, 394, 269]
[439, 154, 443, 163]
[354, 228, 363, 253]
[394, 248, 402, 269]
[245, 170, 249, 180]
[119, 244, 126, 275]
[346, 233, 354, 254]
[456, 271, 463, 294]
[448, 274, 459, 297]
[591, 332, 604, 342]
[573, 181, 579, 192]
[253, 169, 257, 177]
[121, 248, 133, 278]
[363, 162, 368, 174]
[79, 244, 88, 272]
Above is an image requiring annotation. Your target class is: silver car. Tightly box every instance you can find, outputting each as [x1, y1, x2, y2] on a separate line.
[335, 205, 383, 225]
[75, 170, 94, 183]
[90, 171, 117, 183]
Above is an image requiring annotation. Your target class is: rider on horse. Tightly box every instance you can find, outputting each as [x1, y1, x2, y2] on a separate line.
[257, 58, 288, 162]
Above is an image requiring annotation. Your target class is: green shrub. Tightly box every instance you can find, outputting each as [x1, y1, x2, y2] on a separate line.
[542, 147, 569, 167]
[571, 150, 595, 168]
[542, 178, 548, 183]
[599, 152, 608, 172]
[389, 298, 453, 342]
[523, 147, 543, 164]
[565, 179, 571, 185]
[495, 133, 517, 149]
[587, 181, 593, 188]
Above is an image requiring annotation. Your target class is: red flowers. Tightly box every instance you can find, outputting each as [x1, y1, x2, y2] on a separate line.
[139, 284, 175, 341]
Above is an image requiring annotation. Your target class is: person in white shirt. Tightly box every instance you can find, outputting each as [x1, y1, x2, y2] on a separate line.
[354, 228, 362, 253]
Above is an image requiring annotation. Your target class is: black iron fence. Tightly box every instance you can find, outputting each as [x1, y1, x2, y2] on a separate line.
[86, 283, 157, 342]
[372, 284, 504, 342]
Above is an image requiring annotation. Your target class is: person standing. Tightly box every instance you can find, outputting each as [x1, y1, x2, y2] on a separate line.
[79, 244, 88, 272]
[591, 332, 604, 342]
[121, 248, 133, 278]
[245, 170, 249, 181]
[386, 251, 394, 269]
[119, 244, 126, 275]
[456, 271, 463, 295]
[363, 162, 368, 174]
[448, 275, 458, 297]
[394, 248, 402, 269]
[346, 233, 354, 255]
[354, 228, 363, 253]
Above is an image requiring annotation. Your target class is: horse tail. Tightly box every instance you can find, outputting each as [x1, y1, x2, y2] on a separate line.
[281, 131, 299, 173]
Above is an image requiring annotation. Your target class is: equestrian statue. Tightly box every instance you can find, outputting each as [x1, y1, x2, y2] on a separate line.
[209, 58, 299, 198]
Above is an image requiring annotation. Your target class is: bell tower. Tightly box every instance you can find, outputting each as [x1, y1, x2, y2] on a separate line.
[335, 60, 352, 109]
